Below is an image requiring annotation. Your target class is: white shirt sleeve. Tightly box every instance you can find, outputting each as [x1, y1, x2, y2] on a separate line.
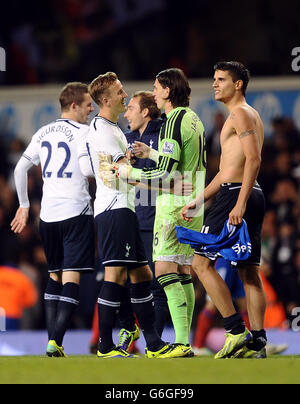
[77, 130, 94, 177]
[14, 134, 40, 207]
[79, 155, 94, 177]
[14, 156, 34, 208]
[22, 134, 40, 166]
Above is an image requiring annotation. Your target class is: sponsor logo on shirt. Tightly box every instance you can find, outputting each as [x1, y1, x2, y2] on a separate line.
[232, 242, 252, 256]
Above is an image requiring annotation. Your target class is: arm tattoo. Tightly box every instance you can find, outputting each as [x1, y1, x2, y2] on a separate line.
[239, 129, 256, 139]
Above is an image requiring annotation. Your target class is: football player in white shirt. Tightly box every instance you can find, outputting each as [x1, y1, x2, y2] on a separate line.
[87, 72, 176, 358]
[11, 82, 95, 357]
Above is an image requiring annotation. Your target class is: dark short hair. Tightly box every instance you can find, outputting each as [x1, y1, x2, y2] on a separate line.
[214, 61, 250, 96]
[132, 91, 161, 120]
[88, 72, 118, 107]
[59, 82, 89, 111]
[156, 68, 191, 107]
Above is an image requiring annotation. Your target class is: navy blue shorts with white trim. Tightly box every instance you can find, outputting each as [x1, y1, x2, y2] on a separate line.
[39, 214, 95, 273]
[95, 208, 148, 269]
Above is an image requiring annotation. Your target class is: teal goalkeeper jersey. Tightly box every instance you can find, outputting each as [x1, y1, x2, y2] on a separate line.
[131, 106, 206, 228]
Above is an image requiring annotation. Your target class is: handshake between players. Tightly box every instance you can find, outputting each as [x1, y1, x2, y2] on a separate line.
[98, 140, 194, 198]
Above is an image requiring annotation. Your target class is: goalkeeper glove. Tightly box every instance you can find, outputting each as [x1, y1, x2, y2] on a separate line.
[98, 161, 117, 188]
[112, 163, 142, 181]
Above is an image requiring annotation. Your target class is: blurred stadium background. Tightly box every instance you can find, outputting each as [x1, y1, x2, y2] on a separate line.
[0, 0, 300, 356]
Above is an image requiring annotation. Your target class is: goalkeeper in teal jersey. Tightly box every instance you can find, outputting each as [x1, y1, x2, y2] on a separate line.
[110, 68, 206, 356]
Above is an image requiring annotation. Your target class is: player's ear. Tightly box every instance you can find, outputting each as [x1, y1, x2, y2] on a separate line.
[102, 96, 109, 107]
[142, 107, 149, 118]
[164, 86, 170, 99]
[235, 79, 243, 92]
[70, 101, 77, 111]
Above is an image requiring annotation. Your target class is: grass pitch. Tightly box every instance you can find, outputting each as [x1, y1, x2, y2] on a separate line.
[1, 355, 300, 384]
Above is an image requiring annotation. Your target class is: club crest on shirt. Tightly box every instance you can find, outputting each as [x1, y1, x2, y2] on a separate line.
[162, 141, 174, 155]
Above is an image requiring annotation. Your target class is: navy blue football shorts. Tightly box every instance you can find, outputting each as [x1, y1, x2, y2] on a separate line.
[195, 183, 265, 266]
[39, 214, 95, 273]
[95, 208, 148, 269]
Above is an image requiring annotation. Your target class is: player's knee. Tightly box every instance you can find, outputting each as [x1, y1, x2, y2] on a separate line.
[50, 272, 62, 283]
[105, 266, 127, 285]
[192, 256, 214, 279]
[62, 270, 80, 285]
[238, 265, 261, 287]
[178, 264, 191, 275]
[130, 265, 153, 283]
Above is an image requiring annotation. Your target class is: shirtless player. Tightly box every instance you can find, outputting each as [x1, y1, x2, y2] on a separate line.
[181, 61, 267, 359]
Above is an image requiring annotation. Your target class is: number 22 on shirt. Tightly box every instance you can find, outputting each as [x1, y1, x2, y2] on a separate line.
[41, 141, 72, 178]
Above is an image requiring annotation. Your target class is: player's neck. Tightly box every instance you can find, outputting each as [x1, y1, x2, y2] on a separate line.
[61, 112, 77, 122]
[99, 108, 119, 124]
[224, 94, 246, 113]
[164, 101, 174, 115]
[139, 118, 151, 136]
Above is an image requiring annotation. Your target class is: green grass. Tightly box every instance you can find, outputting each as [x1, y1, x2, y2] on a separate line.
[1, 355, 300, 384]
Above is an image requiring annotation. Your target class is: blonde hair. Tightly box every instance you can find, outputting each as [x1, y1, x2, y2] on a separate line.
[88, 72, 118, 107]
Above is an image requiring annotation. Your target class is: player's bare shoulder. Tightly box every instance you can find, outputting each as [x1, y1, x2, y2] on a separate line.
[229, 104, 264, 148]
[219, 112, 237, 150]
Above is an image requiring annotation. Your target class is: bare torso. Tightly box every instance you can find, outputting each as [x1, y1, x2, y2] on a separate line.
[219, 104, 264, 183]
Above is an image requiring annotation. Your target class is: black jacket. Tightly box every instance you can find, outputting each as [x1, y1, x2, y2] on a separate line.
[125, 119, 162, 231]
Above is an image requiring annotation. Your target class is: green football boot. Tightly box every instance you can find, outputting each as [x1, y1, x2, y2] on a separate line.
[145, 343, 175, 358]
[169, 343, 194, 357]
[117, 324, 140, 352]
[145, 343, 193, 359]
[97, 346, 137, 358]
[233, 346, 267, 359]
[46, 340, 67, 358]
[132, 324, 140, 342]
[214, 328, 252, 359]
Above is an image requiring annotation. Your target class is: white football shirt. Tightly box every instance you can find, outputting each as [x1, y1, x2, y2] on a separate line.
[18, 118, 92, 222]
[87, 116, 135, 217]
